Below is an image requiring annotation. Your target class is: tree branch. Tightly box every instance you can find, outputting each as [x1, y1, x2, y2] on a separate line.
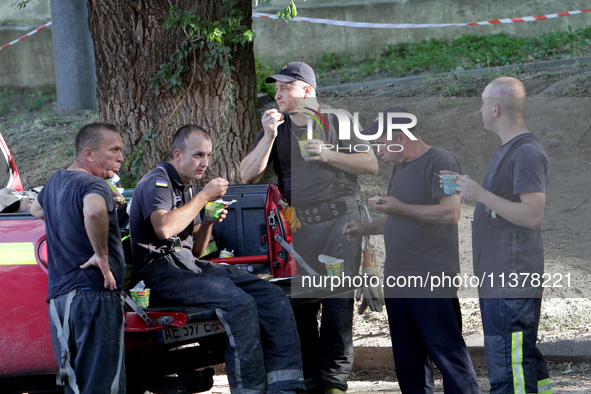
[575, 118, 591, 146]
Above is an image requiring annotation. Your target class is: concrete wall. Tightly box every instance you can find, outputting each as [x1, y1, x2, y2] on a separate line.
[0, 0, 54, 88]
[253, 0, 591, 65]
[1, 0, 590, 88]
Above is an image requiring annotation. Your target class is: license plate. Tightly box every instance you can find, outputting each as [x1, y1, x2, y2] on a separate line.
[156, 322, 225, 345]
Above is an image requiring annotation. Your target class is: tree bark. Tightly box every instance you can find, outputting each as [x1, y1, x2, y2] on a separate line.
[86, 0, 258, 185]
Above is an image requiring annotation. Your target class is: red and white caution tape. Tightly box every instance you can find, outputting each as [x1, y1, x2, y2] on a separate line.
[0, 21, 52, 52]
[253, 9, 591, 29]
[2, 8, 590, 52]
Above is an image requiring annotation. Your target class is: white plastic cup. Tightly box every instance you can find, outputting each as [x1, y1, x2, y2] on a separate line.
[318, 254, 344, 276]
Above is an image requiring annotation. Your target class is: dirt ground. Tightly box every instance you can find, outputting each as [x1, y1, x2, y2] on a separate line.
[207, 361, 591, 393]
[316, 64, 591, 344]
[2, 62, 591, 391]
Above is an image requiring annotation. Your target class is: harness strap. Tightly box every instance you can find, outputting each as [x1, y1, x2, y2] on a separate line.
[491, 135, 542, 195]
[485, 135, 542, 219]
[154, 166, 186, 252]
[49, 289, 80, 393]
[155, 166, 183, 209]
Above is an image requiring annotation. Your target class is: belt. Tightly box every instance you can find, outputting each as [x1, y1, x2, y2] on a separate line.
[296, 196, 359, 225]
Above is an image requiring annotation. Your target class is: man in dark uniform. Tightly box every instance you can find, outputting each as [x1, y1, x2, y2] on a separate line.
[129, 125, 304, 394]
[240, 62, 378, 393]
[31, 122, 126, 393]
[343, 108, 481, 394]
[457, 77, 551, 394]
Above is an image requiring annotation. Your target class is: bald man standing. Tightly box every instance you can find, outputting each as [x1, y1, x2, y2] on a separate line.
[457, 77, 551, 394]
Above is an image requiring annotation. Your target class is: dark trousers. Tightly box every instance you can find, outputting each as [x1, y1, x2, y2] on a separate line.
[292, 297, 354, 392]
[480, 297, 551, 394]
[292, 210, 362, 392]
[141, 250, 304, 393]
[385, 297, 481, 394]
[49, 290, 126, 394]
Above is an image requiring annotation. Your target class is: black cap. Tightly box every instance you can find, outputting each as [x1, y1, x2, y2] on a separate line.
[265, 62, 317, 89]
[360, 107, 416, 137]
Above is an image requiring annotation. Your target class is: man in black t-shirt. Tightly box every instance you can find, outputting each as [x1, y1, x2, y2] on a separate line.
[240, 62, 378, 393]
[457, 77, 551, 394]
[31, 122, 126, 393]
[129, 125, 304, 394]
[343, 108, 480, 393]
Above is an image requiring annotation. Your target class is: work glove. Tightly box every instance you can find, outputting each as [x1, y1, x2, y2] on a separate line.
[283, 206, 302, 233]
[356, 248, 385, 314]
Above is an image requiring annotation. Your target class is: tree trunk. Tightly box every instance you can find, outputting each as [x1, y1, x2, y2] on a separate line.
[86, 0, 258, 185]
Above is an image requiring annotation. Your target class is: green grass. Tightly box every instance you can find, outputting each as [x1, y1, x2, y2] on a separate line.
[255, 55, 276, 97]
[0, 88, 14, 117]
[0, 87, 56, 117]
[539, 311, 591, 332]
[562, 73, 591, 96]
[299, 26, 591, 87]
[26, 87, 56, 112]
[430, 73, 478, 97]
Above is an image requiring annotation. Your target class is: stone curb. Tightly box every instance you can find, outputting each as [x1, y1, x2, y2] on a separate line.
[353, 333, 591, 370]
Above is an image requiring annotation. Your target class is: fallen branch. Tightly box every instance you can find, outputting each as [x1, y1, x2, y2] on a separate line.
[575, 118, 591, 146]
[562, 191, 591, 212]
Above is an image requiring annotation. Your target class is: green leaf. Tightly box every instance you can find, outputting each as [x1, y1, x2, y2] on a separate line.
[289, 1, 297, 19]
[16, 1, 31, 10]
[244, 30, 255, 41]
[153, 3, 254, 93]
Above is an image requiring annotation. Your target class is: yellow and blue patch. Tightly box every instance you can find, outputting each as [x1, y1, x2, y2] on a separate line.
[155, 179, 169, 188]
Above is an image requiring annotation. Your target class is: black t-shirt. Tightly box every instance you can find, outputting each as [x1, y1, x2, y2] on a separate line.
[37, 169, 125, 299]
[383, 147, 461, 276]
[249, 105, 364, 206]
[474, 133, 550, 222]
[129, 162, 201, 270]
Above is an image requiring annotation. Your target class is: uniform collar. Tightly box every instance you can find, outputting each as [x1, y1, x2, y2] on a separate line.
[157, 161, 191, 190]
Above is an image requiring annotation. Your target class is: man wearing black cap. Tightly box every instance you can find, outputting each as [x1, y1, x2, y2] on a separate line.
[343, 108, 480, 393]
[240, 62, 378, 393]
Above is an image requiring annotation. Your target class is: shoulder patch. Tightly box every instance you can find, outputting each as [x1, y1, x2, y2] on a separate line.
[155, 180, 169, 188]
